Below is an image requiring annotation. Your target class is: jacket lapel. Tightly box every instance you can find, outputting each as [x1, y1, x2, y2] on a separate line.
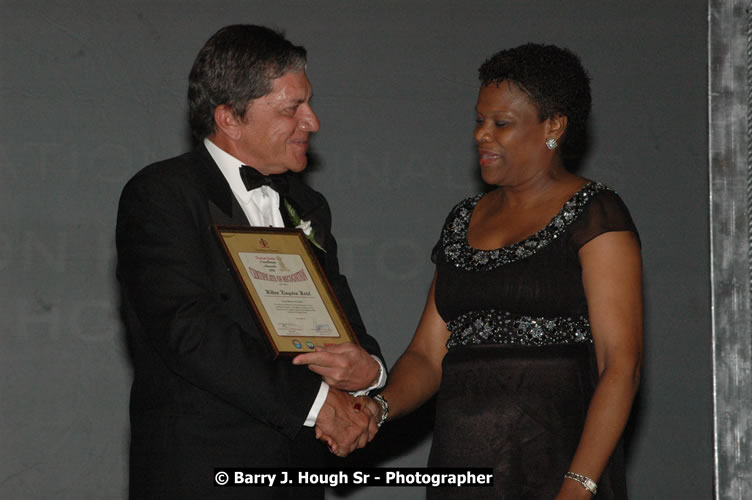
[283, 174, 329, 250]
[194, 145, 249, 227]
[193, 147, 328, 251]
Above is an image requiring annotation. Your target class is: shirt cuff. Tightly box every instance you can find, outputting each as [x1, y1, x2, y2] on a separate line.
[303, 355, 387, 426]
[350, 355, 387, 397]
[303, 381, 329, 427]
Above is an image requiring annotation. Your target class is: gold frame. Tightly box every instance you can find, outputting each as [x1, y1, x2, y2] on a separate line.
[213, 225, 359, 359]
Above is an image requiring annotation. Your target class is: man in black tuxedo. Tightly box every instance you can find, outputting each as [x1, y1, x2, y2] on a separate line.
[116, 25, 385, 499]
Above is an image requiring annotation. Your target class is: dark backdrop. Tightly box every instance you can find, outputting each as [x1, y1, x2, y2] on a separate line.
[0, 1, 710, 498]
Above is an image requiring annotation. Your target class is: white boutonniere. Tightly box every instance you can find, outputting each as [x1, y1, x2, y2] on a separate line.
[284, 199, 326, 252]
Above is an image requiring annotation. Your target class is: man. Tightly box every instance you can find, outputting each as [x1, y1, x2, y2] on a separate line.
[116, 25, 384, 499]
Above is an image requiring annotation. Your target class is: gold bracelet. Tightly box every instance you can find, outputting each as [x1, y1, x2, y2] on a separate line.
[564, 472, 597, 495]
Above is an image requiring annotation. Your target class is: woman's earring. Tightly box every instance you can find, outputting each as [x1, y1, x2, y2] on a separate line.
[546, 138, 558, 150]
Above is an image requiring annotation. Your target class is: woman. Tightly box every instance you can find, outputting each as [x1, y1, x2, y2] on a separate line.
[362, 44, 642, 499]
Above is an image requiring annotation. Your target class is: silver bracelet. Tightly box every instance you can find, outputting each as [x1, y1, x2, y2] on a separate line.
[564, 472, 597, 495]
[372, 394, 389, 427]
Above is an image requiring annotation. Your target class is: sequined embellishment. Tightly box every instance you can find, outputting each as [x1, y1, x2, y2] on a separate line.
[440, 182, 610, 271]
[446, 310, 592, 349]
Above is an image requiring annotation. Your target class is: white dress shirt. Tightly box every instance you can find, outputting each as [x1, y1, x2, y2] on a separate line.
[204, 139, 385, 427]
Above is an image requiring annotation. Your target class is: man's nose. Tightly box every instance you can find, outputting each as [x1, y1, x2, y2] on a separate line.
[299, 105, 320, 132]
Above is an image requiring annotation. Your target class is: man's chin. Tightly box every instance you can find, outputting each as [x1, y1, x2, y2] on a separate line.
[260, 162, 306, 175]
[286, 160, 308, 173]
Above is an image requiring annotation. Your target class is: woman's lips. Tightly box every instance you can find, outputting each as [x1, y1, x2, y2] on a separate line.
[478, 149, 500, 166]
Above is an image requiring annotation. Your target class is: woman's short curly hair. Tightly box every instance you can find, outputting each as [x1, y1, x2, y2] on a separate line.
[478, 43, 591, 155]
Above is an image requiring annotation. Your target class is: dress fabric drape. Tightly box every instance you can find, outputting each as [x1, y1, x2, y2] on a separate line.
[427, 182, 636, 499]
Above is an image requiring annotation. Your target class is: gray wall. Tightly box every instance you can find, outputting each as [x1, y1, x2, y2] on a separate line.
[0, 1, 710, 498]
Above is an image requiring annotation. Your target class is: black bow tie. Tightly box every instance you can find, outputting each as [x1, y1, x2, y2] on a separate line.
[239, 165, 290, 195]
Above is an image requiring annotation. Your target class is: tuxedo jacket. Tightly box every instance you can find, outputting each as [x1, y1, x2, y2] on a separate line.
[116, 145, 383, 499]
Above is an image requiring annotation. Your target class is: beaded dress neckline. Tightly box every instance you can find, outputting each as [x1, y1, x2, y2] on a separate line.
[441, 181, 609, 272]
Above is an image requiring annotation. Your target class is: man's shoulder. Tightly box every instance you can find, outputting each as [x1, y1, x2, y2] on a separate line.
[121, 148, 215, 196]
[129, 150, 205, 183]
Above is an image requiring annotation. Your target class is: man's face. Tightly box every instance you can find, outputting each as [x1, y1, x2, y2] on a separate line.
[235, 70, 320, 174]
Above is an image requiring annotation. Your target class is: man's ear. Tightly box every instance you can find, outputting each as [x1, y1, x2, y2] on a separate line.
[213, 104, 242, 141]
[546, 113, 568, 143]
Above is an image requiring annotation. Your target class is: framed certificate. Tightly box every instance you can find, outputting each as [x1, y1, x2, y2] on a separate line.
[213, 226, 359, 358]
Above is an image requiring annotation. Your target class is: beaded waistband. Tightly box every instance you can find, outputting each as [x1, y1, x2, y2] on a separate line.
[446, 310, 592, 349]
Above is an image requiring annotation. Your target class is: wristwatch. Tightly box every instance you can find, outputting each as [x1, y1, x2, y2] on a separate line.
[564, 472, 598, 495]
[372, 394, 389, 427]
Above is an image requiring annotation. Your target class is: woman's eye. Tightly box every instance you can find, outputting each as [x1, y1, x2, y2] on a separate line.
[495, 121, 508, 127]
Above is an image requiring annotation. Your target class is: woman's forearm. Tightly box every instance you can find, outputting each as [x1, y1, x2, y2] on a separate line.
[381, 349, 443, 420]
[560, 358, 641, 494]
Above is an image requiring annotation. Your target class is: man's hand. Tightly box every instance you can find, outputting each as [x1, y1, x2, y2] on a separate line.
[355, 396, 381, 442]
[315, 389, 373, 457]
[293, 343, 380, 391]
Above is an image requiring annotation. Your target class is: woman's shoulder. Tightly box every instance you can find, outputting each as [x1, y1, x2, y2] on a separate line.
[439, 193, 484, 229]
[449, 192, 485, 212]
[431, 193, 482, 264]
[570, 180, 640, 248]
[578, 181, 635, 219]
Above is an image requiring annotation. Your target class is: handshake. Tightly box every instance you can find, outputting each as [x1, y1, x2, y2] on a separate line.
[293, 343, 387, 457]
[315, 390, 384, 457]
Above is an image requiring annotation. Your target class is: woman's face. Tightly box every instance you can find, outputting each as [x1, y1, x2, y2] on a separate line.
[474, 81, 552, 187]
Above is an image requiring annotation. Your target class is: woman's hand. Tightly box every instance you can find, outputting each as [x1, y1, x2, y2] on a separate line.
[355, 396, 383, 441]
[554, 476, 595, 500]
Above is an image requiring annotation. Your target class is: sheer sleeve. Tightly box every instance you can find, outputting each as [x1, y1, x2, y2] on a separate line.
[569, 189, 640, 251]
[431, 240, 442, 264]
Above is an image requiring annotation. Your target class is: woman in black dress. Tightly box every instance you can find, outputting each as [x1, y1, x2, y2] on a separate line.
[361, 44, 642, 499]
